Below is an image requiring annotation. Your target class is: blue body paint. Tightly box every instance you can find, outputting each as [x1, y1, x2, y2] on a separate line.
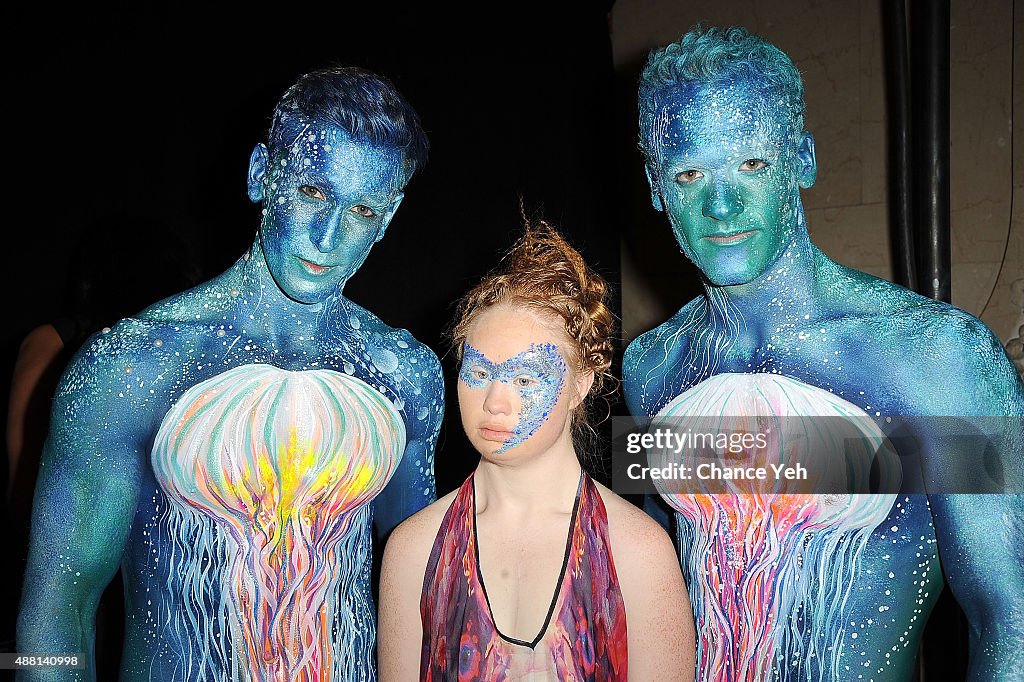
[18, 91, 441, 680]
[255, 126, 405, 304]
[626, 28, 1024, 681]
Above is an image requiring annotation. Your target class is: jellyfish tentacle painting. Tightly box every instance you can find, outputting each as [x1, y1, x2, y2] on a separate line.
[652, 373, 898, 680]
[151, 364, 405, 680]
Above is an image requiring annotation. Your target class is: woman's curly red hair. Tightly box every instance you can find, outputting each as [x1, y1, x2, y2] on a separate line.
[452, 220, 617, 437]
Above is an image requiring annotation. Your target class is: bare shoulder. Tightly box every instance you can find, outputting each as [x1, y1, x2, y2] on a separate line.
[845, 285, 1021, 411]
[383, 487, 460, 575]
[338, 298, 444, 382]
[18, 324, 63, 355]
[59, 318, 164, 397]
[593, 482, 694, 677]
[623, 297, 704, 369]
[10, 325, 64, 386]
[825, 262, 1000, 349]
[920, 306, 1024, 413]
[593, 482, 679, 575]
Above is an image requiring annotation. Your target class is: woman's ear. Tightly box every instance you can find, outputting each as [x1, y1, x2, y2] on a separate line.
[571, 368, 596, 410]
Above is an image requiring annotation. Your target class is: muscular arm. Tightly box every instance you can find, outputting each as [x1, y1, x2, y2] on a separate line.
[923, 318, 1024, 680]
[930, 494, 1024, 680]
[624, 331, 678, 535]
[16, 338, 147, 682]
[373, 342, 444, 542]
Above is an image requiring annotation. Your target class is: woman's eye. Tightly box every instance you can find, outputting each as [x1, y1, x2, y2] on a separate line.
[675, 169, 704, 184]
[513, 376, 537, 388]
[739, 159, 768, 172]
[299, 185, 326, 200]
[351, 205, 377, 218]
[471, 369, 490, 381]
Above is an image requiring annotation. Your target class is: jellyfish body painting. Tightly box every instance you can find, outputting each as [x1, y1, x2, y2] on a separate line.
[626, 24, 1024, 682]
[151, 365, 403, 680]
[17, 68, 446, 682]
[651, 373, 901, 681]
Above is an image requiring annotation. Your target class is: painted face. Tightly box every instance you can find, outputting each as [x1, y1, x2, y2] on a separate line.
[648, 77, 814, 286]
[251, 124, 405, 304]
[458, 305, 577, 457]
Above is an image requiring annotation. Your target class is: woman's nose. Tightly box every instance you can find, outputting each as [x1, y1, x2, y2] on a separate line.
[482, 381, 515, 416]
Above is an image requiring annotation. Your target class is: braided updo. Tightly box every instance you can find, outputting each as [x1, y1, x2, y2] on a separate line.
[452, 220, 617, 445]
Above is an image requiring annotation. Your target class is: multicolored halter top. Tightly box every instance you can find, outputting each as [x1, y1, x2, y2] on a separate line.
[420, 471, 628, 681]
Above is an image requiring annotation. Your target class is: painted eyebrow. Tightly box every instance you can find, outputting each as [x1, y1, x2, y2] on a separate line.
[491, 346, 563, 371]
[295, 171, 330, 187]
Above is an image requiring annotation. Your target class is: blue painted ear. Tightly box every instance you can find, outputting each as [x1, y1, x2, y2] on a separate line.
[797, 132, 817, 189]
[374, 191, 405, 242]
[247, 143, 269, 203]
[644, 165, 665, 212]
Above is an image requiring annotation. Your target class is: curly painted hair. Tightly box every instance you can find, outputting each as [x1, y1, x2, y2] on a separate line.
[451, 220, 617, 447]
[638, 25, 805, 170]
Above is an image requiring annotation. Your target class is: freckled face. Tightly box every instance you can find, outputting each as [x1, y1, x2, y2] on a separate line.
[257, 124, 404, 304]
[458, 305, 580, 458]
[650, 77, 808, 286]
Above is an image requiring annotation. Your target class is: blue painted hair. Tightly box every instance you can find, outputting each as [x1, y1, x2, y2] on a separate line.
[638, 25, 805, 164]
[268, 67, 429, 184]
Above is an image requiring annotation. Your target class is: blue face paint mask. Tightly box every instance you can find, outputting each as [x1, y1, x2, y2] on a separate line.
[459, 342, 568, 453]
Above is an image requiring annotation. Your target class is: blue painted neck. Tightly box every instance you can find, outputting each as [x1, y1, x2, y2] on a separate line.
[700, 204, 823, 331]
[228, 240, 348, 322]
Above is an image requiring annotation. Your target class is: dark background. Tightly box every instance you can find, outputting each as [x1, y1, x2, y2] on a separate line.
[1, 1, 622, 667]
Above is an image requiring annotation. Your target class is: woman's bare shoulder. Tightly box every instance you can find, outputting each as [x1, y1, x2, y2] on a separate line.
[593, 482, 680, 579]
[589, 482, 695, 679]
[384, 486, 462, 572]
[595, 483, 672, 545]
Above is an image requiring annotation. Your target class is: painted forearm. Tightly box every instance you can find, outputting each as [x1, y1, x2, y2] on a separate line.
[931, 493, 1024, 681]
[16, 585, 96, 682]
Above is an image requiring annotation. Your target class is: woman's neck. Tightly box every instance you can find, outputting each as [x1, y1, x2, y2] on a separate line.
[473, 433, 583, 517]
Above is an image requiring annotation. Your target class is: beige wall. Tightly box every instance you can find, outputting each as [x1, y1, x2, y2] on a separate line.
[613, 0, 1022, 349]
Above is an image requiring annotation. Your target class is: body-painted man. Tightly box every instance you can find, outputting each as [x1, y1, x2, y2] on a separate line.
[624, 26, 1023, 681]
[17, 68, 443, 682]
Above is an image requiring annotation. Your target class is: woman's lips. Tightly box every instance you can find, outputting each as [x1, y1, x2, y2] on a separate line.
[297, 257, 334, 275]
[479, 426, 514, 442]
[704, 230, 757, 245]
